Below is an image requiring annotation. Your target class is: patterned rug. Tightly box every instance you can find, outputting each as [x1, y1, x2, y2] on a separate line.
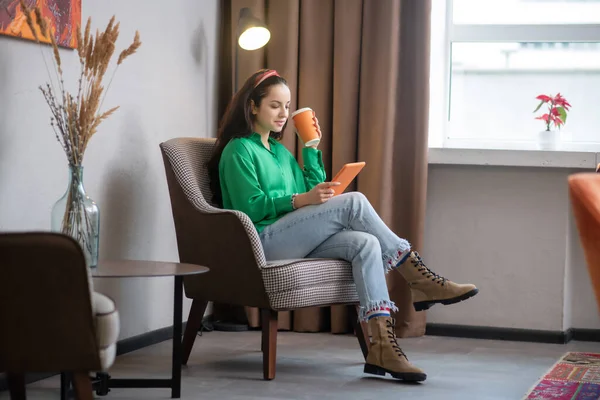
[524, 352, 600, 399]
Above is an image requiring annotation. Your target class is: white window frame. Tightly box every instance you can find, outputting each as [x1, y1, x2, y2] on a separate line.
[430, 0, 600, 150]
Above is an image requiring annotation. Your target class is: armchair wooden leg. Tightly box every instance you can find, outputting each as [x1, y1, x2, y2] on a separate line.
[349, 305, 370, 360]
[7, 373, 26, 400]
[71, 372, 93, 400]
[261, 308, 278, 380]
[182, 299, 209, 365]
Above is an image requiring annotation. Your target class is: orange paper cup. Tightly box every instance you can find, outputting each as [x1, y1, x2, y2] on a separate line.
[291, 107, 321, 147]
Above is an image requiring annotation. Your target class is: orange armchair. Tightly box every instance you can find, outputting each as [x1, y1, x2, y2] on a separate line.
[568, 172, 600, 313]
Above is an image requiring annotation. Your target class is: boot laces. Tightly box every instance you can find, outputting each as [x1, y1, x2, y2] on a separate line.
[411, 252, 446, 285]
[385, 319, 408, 360]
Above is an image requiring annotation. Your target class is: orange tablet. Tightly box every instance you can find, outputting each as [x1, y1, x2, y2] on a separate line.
[331, 162, 366, 196]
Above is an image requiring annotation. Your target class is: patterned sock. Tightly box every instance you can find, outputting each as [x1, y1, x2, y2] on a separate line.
[395, 249, 412, 267]
[365, 307, 391, 320]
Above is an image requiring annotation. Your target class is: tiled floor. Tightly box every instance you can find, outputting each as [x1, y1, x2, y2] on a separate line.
[3, 330, 600, 399]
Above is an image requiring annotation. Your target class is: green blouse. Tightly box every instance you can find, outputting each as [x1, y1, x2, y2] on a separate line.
[219, 133, 326, 233]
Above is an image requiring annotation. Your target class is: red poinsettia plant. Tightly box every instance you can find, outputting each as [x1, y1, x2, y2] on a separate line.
[533, 93, 571, 131]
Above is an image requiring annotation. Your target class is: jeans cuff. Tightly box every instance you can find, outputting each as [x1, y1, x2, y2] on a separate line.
[358, 300, 398, 322]
[383, 244, 411, 272]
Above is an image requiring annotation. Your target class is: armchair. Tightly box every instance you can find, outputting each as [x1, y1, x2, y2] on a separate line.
[0, 232, 119, 400]
[569, 173, 600, 312]
[159, 137, 369, 380]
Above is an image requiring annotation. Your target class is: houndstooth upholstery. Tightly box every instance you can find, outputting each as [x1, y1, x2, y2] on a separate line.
[263, 259, 355, 293]
[161, 137, 359, 310]
[263, 259, 358, 309]
[269, 284, 359, 310]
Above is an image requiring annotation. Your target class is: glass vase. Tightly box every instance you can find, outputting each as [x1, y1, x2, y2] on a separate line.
[51, 165, 100, 268]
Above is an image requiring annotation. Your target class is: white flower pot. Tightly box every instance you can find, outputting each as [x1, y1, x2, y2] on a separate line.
[538, 130, 560, 150]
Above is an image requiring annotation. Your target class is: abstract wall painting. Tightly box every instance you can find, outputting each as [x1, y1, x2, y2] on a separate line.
[0, 0, 81, 48]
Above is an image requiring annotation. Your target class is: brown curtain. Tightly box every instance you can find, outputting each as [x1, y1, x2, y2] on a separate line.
[216, 0, 430, 337]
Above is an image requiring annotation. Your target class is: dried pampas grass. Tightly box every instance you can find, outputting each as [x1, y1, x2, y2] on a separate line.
[20, 0, 142, 166]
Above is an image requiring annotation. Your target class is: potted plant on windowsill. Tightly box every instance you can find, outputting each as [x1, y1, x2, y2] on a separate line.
[533, 93, 571, 150]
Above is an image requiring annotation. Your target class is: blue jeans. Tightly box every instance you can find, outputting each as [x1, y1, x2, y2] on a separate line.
[258, 192, 411, 321]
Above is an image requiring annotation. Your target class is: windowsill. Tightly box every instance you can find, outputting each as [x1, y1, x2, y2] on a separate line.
[428, 139, 600, 169]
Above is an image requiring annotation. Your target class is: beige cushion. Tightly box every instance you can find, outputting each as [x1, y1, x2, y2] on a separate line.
[92, 292, 119, 370]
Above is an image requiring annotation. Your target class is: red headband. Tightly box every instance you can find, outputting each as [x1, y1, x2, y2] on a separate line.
[254, 70, 279, 88]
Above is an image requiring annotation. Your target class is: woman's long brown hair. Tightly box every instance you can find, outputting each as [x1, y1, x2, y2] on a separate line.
[206, 69, 289, 206]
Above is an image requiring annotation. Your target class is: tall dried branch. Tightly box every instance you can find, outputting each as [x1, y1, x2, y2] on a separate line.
[118, 31, 141, 65]
[19, 0, 38, 42]
[26, 12, 141, 166]
[33, 7, 47, 38]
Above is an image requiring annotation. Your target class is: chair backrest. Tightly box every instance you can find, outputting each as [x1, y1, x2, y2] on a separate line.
[0, 232, 101, 373]
[159, 137, 265, 263]
[159, 137, 270, 307]
[569, 173, 600, 313]
[160, 137, 218, 209]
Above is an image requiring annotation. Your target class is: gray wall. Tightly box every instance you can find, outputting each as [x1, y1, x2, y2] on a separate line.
[423, 164, 600, 331]
[0, 0, 219, 339]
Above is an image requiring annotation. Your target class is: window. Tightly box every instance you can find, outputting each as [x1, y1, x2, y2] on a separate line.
[429, 0, 600, 148]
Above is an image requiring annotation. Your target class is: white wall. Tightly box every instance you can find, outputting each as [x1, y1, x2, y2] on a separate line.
[0, 0, 219, 339]
[423, 163, 600, 331]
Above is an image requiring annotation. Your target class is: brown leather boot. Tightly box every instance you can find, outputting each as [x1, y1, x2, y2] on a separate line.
[364, 316, 426, 382]
[397, 251, 478, 311]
